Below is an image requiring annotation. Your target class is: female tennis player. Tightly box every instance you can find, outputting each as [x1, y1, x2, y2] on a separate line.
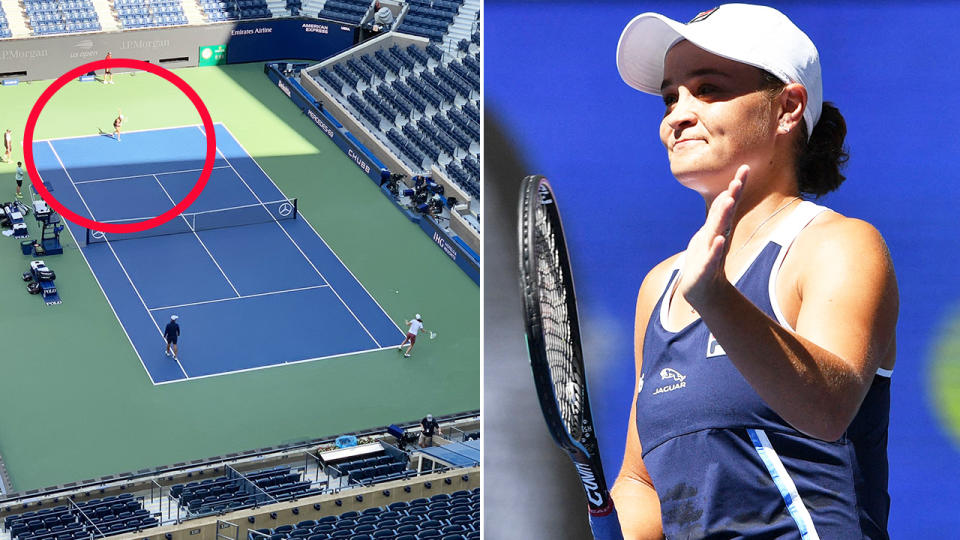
[113, 110, 124, 141]
[611, 5, 898, 539]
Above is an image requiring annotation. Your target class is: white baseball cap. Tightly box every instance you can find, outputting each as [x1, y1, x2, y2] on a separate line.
[171, 315, 179, 320]
[616, 4, 821, 139]
[415, 313, 421, 320]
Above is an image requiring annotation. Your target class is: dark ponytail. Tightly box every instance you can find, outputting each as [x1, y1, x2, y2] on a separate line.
[761, 72, 849, 198]
[795, 102, 849, 197]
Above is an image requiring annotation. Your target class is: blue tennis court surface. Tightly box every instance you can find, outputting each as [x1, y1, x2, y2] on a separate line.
[32, 123, 404, 384]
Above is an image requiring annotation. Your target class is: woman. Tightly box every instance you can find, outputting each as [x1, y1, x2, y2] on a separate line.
[113, 110, 124, 141]
[610, 5, 898, 539]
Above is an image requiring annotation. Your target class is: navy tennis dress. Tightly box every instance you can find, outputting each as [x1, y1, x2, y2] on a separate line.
[636, 201, 891, 539]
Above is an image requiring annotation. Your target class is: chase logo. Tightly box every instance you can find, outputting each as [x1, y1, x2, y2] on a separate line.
[706, 333, 726, 358]
[688, 7, 719, 24]
[653, 368, 686, 395]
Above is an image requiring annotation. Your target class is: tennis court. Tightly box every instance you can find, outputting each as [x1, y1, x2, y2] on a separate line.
[31, 122, 404, 384]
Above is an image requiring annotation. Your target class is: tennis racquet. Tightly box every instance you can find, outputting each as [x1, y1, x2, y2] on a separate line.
[518, 175, 624, 540]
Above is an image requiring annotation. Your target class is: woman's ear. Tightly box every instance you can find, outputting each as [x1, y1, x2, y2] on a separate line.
[777, 83, 807, 135]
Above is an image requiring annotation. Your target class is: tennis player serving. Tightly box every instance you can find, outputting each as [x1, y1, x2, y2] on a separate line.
[611, 4, 898, 539]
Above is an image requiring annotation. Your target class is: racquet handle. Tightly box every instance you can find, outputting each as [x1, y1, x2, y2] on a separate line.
[589, 503, 624, 540]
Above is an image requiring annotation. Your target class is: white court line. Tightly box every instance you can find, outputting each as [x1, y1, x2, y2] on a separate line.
[152, 344, 400, 386]
[148, 284, 330, 311]
[73, 166, 232, 185]
[46, 140, 189, 382]
[40, 123, 206, 142]
[152, 174, 241, 297]
[218, 123, 404, 337]
[198, 124, 383, 349]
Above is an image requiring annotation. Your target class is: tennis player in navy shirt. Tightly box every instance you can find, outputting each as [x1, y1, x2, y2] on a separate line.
[164, 315, 180, 360]
[612, 4, 898, 538]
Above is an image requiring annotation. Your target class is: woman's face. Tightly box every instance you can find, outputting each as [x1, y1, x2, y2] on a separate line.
[659, 40, 780, 193]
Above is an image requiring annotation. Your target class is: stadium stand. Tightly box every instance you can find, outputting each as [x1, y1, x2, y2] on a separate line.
[23, 0, 101, 35]
[4, 494, 158, 539]
[115, 0, 187, 28]
[306, 37, 480, 203]
[0, 4, 11, 37]
[393, 0, 460, 43]
[0, 414, 479, 540]
[316, 0, 370, 25]
[199, 0, 271, 22]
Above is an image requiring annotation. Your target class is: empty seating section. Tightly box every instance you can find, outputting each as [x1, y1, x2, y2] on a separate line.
[235, 0, 272, 19]
[0, 5, 10, 38]
[404, 44, 427, 66]
[317, 67, 346, 93]
[170, 466, 321, 516]
[388, 128, 426, 169]
[3, 493, 158, 540]
[361, 54, 387, 80]
[375, 49, 401, 75]
[200, 0, 270, 21]
[116, 0, 186, 28]
[311, 35, 480, 198]
[24, 0, 101, 35]
[246, 488, 480, 540]
[394, 0, 462, 42]
[333, 453, 416, 485]
[349, 93, 383, 127]
[347, 57, 374, 85]
[449, 60, 478, 93]
[333, 62, 359, 88]
[391, 80, 427, 114]
[200, 0, 237, 21]
[363, 88, 399, 123]
[317, 0, 369, 25]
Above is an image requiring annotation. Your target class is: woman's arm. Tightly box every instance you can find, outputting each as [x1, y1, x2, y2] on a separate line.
[611, 256, 677, 540]
[680, 175, 899, 441]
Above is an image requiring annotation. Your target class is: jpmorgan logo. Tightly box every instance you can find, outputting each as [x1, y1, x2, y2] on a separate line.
[574, 462, 603, 506]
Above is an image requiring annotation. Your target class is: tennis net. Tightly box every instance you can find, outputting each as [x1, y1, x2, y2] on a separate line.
[85, 198, 298, 244]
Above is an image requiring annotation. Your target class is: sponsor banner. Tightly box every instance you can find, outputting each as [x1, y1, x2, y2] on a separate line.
[0, 19, 355, 81]
[265, 64, 382, 182]
[198, 44, 226, 66]
[418, 216, 480, 285]
[226, 19, 355, 64]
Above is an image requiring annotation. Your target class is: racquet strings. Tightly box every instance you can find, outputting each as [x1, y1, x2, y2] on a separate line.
[532, 190, 585, 442]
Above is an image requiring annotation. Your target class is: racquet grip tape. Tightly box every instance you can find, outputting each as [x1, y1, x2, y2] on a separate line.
[588, 502, 624, 540]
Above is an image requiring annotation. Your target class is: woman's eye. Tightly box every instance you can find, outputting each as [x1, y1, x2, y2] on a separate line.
[697, 84, 718, 96]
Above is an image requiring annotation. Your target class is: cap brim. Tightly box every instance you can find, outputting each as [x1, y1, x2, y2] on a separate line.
[616, 13, 688, 95]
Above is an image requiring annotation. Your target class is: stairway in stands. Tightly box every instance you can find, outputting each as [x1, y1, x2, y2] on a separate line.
[441, 0, 478, 54]
[182, 0, 206, 24]
[91, 0, 119, 31]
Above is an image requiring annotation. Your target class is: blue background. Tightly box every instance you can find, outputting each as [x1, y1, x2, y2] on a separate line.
[487, 1, 960, 536]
